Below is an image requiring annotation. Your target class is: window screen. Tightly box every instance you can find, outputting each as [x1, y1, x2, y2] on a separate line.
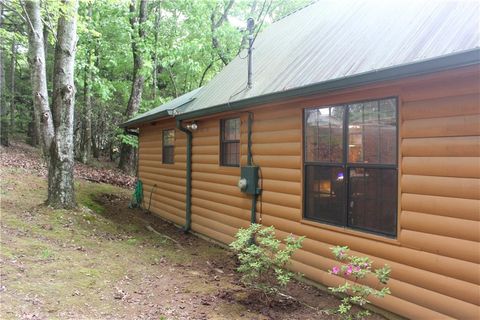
[162, 129, 175, 164]
[220, 118, 240, 166]
[304, 98, 397, 237]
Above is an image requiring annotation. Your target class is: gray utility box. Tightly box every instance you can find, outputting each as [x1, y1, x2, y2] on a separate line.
[240, 166, 260, 195]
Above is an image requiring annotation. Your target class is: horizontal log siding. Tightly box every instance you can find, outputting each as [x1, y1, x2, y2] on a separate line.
[190, 116, 251, 239]
[396, 81, 480, 319]
[136, 67, 480, 319]
[138, 121, 186, 226]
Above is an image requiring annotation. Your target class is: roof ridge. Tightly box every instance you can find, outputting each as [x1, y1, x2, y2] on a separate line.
[272, 0, 318, 24]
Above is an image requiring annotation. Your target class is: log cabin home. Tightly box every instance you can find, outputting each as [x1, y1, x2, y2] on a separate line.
[121, 1, 480, 318]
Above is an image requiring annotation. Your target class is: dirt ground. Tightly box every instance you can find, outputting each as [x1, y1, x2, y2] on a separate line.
[0, 143, 384, 320]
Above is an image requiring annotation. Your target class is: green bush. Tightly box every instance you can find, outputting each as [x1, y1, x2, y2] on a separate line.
[230, 224, 304, 302]
[329, 246, 391, 319]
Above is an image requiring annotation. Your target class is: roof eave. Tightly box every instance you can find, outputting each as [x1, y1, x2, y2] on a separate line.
[119, 110, 170, 128]
[177, 48, 480, 120]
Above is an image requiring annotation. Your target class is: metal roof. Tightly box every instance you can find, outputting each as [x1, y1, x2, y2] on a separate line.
[121, 87, 202, 127]
[124, 0, 480, 127]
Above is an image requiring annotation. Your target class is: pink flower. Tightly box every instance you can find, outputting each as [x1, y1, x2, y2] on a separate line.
[354, 266, 361, 272]
[344, 265, 353, 276]
[331, 266, 340, 275]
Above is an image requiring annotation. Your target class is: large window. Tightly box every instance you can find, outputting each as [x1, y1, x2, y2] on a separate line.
[304, 98, 397, 237]
[220, 118, 240, 166]
[162, 129, 175, 164]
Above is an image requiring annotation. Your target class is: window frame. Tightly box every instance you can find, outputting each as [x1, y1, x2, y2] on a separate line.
[302, 96, 399, 238]
[162, 128, 175, 164]
[220, 117, 241, 167]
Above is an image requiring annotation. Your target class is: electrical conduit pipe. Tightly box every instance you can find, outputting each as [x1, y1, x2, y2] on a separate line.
[176, 119, 192, 232]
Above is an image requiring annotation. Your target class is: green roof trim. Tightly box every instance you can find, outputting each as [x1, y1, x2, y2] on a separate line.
[177, 49, 480, 120]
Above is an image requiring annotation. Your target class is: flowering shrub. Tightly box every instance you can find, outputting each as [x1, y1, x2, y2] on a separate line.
[230, 224, 304, 302]
[329, 246, 391, 319]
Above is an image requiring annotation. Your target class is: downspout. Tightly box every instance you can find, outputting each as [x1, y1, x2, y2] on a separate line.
[247, 112, 258, 225]
[176, 119, 192, 233]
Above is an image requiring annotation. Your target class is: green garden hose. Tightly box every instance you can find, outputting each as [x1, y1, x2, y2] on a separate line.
[129, 179, 144, 209]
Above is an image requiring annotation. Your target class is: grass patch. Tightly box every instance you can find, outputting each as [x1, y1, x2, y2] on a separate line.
[77, 191, 105, 214]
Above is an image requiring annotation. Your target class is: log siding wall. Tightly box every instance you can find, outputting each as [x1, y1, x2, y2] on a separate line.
[137, 67, 480, 319]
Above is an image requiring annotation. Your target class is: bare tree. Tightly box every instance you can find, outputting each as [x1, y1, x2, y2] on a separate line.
[25, 0, 79, 208]
[80, 3, 93, 164]
[25, 0, 55, 154]
[210, 0, 235, 66]
[118, 0, 148, 174]
[10, 41, 16, 136]
[151, 0, 161, 100]
[0, 2, 9, 146]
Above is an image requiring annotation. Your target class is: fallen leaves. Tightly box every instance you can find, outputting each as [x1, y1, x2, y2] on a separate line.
[0, 142, 135, 189]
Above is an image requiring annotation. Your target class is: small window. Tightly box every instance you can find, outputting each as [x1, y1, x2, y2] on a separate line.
[220, 118, 240, 166]
[304, 97, 398, 237]
[162, 129, 175, 164]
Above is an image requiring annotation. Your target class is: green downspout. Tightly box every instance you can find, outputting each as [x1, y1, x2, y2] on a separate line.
[247, 112, 258, 225]
[176, 119, 192, 233]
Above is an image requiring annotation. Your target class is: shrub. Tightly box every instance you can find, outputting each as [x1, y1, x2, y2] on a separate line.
[230, 223, 304, 302]
[328, 246, 391, 319]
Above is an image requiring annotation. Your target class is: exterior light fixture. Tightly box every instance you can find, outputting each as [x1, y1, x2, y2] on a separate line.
[186, 122, 198, 131]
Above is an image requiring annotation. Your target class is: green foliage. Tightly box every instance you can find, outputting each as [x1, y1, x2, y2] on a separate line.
[117, 130, 138, 148]
[329, 246, 391, 319]
[230, 224, 304, 302]
[3, 0, 311, 157]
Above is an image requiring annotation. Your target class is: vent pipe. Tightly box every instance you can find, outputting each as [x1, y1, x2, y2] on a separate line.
[247, 18, 255, 89]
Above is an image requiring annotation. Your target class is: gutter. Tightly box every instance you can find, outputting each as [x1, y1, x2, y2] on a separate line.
[177, 48, 480, 120]
[176, 119, 192, 233]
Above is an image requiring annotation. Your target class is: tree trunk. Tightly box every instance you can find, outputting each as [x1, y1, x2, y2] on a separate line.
[10, 41, 16, 137]
[118, 0, 147, 174]
[27, 105, 40, 146]
[210, 0, 235, 66]
[25, 0, 55, 156]
[47, 0, 79, 209]
[152, 1, 161, 100]
[0, 3, 8, 147]
[80, 4, 93, 164]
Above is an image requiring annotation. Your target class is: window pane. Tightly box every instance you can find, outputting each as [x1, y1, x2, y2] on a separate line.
[305, 166, 345, 225]
[163, 129, 175, 146]
[224, 118, 240, 141]
[163, 146, 174, 164]
[348, 98, 396, 164]
[222, 141, 239, 166]
[348, 168, 397, 236]
[305, 106, 344, 162]
[379, 99, 396, 164]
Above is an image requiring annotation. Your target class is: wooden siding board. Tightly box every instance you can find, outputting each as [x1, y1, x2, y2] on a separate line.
[402, 114, 480, 138]
[402, 156, 480, 178]
[399, 229, 479, 264]
[402, 136, 480, 157]
[401, 93, 480, 120]
[401, 193, 480, 221]
[401, 174, 480, 200]
[400, 210, 480, 242]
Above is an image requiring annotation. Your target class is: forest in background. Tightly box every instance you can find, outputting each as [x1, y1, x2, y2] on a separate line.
[0, 0, 310, 171]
